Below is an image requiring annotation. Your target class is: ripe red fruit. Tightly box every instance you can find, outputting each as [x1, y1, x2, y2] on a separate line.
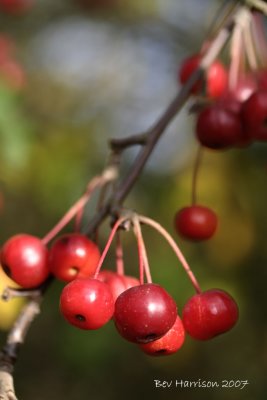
[98, 270, 139, 301]
[256, 69, 267, 90]
[59, 278, 114, 330]
[230, 74, 257, 103]
[179, 54, 202, 94]
[0, 234, 49, 288]
[122, 275, 140, 290]
[139, 315, 185, 356]
[182, 289, 239, 340]
[179, 54, 227, 98]
[196, 104, 244, 149]
[217, 91, 242, 115]
[174, 205, 218, 241]
[206, 61, 228, 98]
[241, 90, 267, 141]
[114, 283, 177, 343]
[48, 233, 100, 282]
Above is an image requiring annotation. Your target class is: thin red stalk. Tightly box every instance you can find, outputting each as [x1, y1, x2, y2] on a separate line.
[244, 14, 258, 70]
[229, 20, 243, 89]
[132, 216, 152, 284]
[252, 12, 267, 66]
[115, 231, 125, 276]
[135, 231, 144, 285]
[74, 208, 83, 233]
[93, 217, 127, 279]
[42, 176, 102, 245]
[138, 215, 201, 294]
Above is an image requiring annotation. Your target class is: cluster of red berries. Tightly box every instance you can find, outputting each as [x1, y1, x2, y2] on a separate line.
[0, 216, 239, 357]
[0, 35, 26, 90]
[174, 16, 267, 244]
[179, 53, 267, 149]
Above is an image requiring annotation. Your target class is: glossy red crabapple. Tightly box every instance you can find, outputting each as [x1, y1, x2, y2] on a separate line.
[59, 278, 114, 330]
[0, 234, 49, 288]
[179, 54, 227, 97]
[229, 74, 257, 103]
[182, 289, 239, 340]
[241, 90, 267, 141]
[48, 233, 101, 282]
[114, 283, 177, 343]
[206, 60, 228, 98]
[179, 54, 203, 94]
[196, 104, 244, 149]
[139, 315, 185, 356]
[98, 270, 139, 301]
[174, 205, 218, 241]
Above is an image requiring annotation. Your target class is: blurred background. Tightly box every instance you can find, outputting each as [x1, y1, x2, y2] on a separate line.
[0, 0, 266, 399]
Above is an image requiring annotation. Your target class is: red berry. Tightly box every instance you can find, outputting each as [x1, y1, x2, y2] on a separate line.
[98, 270, 139, 301]
[114, 283, 177, 343]
[196, 104, 244, 149]
[174, 205, 218, 241]
[179, 54, 227, 98]
[217, 92, 253, 147]
[0, 234, 49, 288]
[217, 91, 242, 115]
[139, 315, 185, 356]
[48, 233, 100, 282]
[182, 289, 239, 340]
[121, 275, 140, 290]
[59, 278, 114, 330]
[179, 54, 202, 94]
[256, 69, 267, 90]
[241, 90, 267, 141]
[230, 74, 257, 103]
[206, 61, 228, 98]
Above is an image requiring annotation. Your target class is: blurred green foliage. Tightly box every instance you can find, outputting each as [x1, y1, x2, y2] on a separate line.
[0, 0, 267, 399]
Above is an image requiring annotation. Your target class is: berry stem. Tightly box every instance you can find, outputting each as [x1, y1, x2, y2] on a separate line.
[252, 12, 267, 66]
[132, 215, 152, 284]
[133, 222, 144, 285]
[244, 13, 258, 71]
[42, 178, 100, 245]
[42, 169, 117, 245]
[191, 146, 203, 206]
[115, 231, 125, 276]
[93, 217, 128, 279]
[245, 0, 267, 14]
[229, 14, 244, 89]
[204, 0, 239, 46]
[138, 215, 202, 294]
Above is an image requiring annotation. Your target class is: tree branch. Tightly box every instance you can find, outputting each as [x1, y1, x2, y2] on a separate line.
[109, 133, 147, 151]
[86, 14, 236, 232]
